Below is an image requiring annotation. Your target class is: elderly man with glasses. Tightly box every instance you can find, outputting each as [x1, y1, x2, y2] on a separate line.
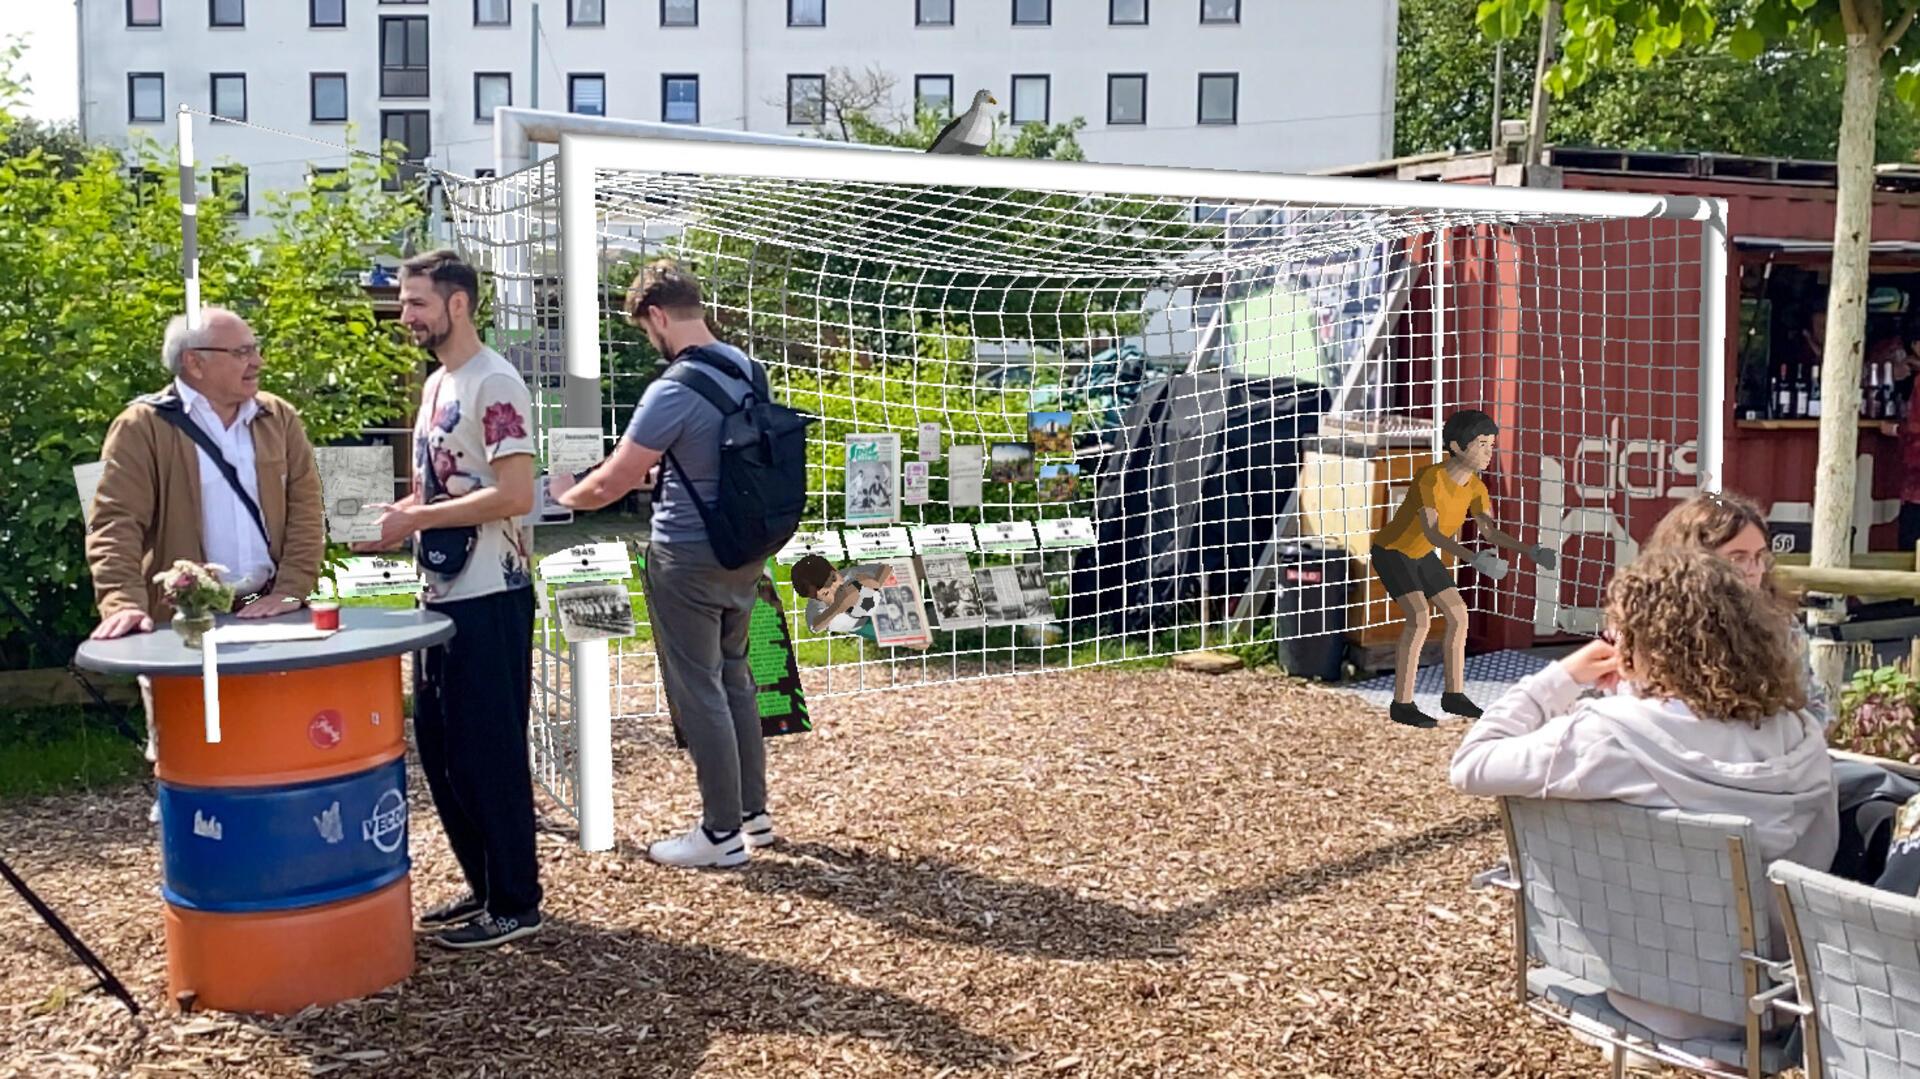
[85, 306, 326, 639]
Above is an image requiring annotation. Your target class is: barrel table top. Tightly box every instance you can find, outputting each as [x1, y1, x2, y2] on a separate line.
[74, 608, 454, 677]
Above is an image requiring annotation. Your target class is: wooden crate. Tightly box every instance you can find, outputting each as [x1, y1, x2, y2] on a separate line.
[1298, 444, 1448, 649]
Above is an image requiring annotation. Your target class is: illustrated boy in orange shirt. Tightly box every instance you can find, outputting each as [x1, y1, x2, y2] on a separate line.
[1371, 409, 1552, 728]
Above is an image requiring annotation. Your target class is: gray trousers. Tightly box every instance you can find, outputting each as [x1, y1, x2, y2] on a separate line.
[644, 538, 767, 833]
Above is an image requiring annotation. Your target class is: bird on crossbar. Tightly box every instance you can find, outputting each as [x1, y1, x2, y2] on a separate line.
[928, 90, 998, 154]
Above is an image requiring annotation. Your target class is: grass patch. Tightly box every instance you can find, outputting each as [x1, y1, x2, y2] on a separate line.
[0, 705, 146, 801]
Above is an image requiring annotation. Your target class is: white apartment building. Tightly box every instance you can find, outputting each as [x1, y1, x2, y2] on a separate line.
[78, 0, 1397, 222]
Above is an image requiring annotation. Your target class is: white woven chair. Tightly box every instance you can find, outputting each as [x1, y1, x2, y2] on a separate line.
[1768, 859, 1920, 1079]
[1475, 798, 1798, 1079]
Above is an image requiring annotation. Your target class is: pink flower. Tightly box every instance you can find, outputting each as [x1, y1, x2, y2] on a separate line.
[482, 401, 527, 446]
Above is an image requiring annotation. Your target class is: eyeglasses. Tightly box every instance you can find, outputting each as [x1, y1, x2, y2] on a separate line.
[192, 343, 263, 360]
[1724, 550, 1775, 573]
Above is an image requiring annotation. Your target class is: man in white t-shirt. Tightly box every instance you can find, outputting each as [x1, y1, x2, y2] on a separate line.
[355, 249, 542, 950]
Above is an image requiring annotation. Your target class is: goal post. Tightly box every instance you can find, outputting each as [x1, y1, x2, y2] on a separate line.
[452, 129, 1728, 845]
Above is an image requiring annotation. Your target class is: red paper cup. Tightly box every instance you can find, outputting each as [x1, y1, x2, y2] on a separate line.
[311, 602, 340, 631]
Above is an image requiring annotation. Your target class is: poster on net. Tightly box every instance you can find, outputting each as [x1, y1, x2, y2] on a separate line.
[921, 553, 987, 630]
[871, 557, 933, 648]
[843, 433, 900, 525]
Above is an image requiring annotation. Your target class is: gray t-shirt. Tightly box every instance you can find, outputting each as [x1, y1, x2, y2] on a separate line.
[803, 563, 886, 633]
[624, 342, 757, 544]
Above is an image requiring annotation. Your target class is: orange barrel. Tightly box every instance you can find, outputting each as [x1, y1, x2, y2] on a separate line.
[148, 660, 415, 1013]
[74, 608, 452, 1015]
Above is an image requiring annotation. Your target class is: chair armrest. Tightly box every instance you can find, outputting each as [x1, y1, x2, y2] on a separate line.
[1748, 975, 1810, 1018]
[1471, 861, 1520, 892]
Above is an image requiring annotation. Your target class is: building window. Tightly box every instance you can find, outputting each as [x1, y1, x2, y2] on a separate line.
[570, 0, 604, 25]
[380, 109, 429, 190]
[570, 74, 606, 115]
[916, 0, 952, 25]
[475, 0, 509, 25]
[787, 74, 825, 125]
[788, 0, 823, 26]
[1200, 0, 1238, 23]
[212, 165, 249, 217]
[129, 166, 166, 205]
[915, 75, 953, 120]
[1108, 73, 1146, 125]
[662, 74, 698, 123]
[1198, 72, 1237, 124]
[1110, 0, 1146, 23]
[1013, 0, 1048, 25]
[1010, 74, 1048, 126]
[211, 73, 246, 121]
[128, 0, 162, 27]
[310, 0, 344, 26]
[309, 166, 348, 201]
[475, 72, 511, 122]
[128, 73, 164, 123]
[209, 0, 243, 26]
[661, 0, 696, 26]
[311, 73, 348, 122]
[379, 17, 429, 98]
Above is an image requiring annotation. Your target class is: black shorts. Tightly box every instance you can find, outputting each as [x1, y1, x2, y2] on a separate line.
[1372, 547, 1455, 599]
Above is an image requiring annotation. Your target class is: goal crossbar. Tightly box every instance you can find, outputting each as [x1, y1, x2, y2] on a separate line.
[555, 132, 1725, 224]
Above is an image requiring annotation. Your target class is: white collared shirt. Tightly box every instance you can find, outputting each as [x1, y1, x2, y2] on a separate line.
[174, 378, 274, 596]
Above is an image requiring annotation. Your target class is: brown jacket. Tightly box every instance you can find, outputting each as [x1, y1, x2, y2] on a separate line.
[85, 389, 326, 620]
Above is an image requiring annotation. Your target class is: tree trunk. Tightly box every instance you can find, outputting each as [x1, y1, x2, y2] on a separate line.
[1810, 0, 1886, 697]
[1524, 0, 1562, 165]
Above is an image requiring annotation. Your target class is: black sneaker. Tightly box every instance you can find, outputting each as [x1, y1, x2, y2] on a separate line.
[1440, 692, 1483, 719]
[1389, 701, 1439, 729]
[419, 892, 485, 929]
[432, 910, 542, 950]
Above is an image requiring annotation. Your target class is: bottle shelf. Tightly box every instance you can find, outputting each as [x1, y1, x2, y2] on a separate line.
[1735, 418, 1897, 430]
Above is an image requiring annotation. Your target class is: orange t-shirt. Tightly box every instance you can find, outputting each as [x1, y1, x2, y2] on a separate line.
[1373, 463, 1490, 560]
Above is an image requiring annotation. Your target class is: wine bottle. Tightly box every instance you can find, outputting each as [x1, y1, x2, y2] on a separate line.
[1775, 363, 1794, 418]
[1809, 364, 1823, 419]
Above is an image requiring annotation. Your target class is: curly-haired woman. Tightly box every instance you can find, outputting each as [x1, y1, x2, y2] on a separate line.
[1450, 549, 1837, 1045]
[1640, 489, 1828, 726]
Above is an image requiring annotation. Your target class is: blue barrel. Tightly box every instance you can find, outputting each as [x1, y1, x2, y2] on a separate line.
[158, 753, 410, 913]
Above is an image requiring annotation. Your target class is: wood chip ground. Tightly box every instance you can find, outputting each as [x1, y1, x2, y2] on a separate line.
[0, 669, 1751, 1077]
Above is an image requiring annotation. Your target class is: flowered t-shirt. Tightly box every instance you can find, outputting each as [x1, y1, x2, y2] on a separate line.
[412, 346, 535, 604]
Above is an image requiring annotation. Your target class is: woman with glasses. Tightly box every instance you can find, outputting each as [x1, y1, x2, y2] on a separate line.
[1639, 489, 1826, 727]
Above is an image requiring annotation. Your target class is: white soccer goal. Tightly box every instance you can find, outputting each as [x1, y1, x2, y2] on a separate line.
[446, 133, 1726, 846]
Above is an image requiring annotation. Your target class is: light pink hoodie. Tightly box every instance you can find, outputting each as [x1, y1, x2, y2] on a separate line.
[1450, 663, 1837, 1040]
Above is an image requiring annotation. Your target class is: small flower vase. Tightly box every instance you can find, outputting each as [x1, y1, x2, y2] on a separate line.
[173, 609, 216, 649]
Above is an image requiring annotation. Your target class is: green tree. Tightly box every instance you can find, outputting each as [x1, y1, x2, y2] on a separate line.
[1400, 0, 1920, 159]
[1477, 0, 1920, 693]
[0, 75, 422, 667]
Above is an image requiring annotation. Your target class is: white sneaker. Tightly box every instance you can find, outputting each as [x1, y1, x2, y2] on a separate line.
[742, 811, 776, 849]
[649, 824, 748, 869]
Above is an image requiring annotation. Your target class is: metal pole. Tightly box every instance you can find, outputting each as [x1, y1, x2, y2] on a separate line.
[177, 105, 201, 328]
[558, 134, 613, 852]
[571, 637, 613, 851]
[1525, 0, 1561, 167]
[1490, 40, 1505, 152]
[1431, 228, 1448, 459]
[1697, 202, 1729, 493]
[529, 1, 541, 110]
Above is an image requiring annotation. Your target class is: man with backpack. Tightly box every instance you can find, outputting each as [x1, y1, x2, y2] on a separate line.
[553, 260, 809, 869]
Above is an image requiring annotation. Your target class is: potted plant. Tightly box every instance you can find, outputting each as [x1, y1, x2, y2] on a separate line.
[152, 560, 235, 649]
[1834, 664, 1920, 767]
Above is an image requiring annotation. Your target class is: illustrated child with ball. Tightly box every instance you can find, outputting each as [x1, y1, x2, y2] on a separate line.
[1371, 409, 1554, 729]
[789, 555, 930, 651]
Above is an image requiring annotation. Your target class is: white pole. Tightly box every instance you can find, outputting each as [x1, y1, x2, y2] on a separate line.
[571, 637, 613, 851]
[1431, 228, 1448, 459]
[177, 106, 201, 328]
[559, 135, 614, 852]
[1697, 202, 1729, 493]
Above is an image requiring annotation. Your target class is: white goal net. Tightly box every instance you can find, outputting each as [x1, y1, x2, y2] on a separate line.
[446, 133, 1725, 831]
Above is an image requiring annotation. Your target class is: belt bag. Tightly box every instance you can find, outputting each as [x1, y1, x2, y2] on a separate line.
[417, 495, 477, 578]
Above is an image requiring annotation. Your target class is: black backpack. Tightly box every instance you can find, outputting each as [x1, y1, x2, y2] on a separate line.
[653, 346, 814, 569]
